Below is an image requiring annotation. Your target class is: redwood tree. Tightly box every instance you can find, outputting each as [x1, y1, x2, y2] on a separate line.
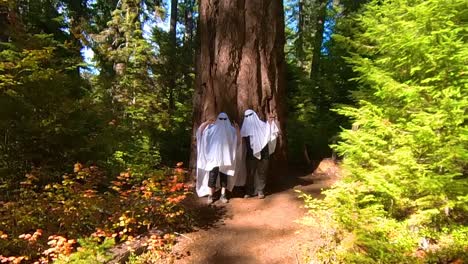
[191, 0, 287, 175]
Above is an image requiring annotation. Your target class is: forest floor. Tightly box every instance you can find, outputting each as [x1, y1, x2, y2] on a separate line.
[166, 159, 339, 264]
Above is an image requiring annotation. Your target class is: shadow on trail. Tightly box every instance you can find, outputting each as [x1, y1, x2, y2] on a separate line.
[179, 158, 339, 233]
[265, 158, 341, 198]
[173, 218, 302, 264]
[181, 192, 228, 231]
[266, 167, 316, 195]
[169, 161, 341, 264]
[196, 225, 298, 264]
[203, 254, 255, 263]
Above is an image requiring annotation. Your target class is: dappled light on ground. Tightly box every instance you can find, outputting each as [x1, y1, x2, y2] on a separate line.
[169, 164, 338, 263]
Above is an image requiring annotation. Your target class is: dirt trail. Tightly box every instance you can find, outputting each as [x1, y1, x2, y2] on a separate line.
[170, 170, 333, 264]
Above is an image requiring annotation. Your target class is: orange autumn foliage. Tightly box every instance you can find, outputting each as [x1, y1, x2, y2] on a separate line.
[0, 163, 190, 263]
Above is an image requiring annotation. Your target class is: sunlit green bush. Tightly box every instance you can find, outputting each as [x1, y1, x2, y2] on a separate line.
[301, 0, 468, 262]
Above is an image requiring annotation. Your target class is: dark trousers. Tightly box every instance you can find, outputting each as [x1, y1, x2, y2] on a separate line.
[245, 158, 268, 195]
[208, 167, 228, 188]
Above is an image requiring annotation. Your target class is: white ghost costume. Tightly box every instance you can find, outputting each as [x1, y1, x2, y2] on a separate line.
[240, 109, 280, 159]
[196, 113, 238, 197]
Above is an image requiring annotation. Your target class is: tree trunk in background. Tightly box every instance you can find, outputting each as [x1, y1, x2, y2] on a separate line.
[169, 0, 178, 46]
[183, 0, 194, 45]
[168, 0, 178, 109]
[0, 3, 11, 43]
[183, 0, 195, 94]
[191, 0, 287, 178]
[296, 0, 304, 67]
[309, 0, 326, 82]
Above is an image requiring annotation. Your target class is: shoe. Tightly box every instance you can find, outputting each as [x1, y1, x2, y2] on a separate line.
[207, 195, 213, 204]
[220, 194, 229, 203]
[258, 192, 265, 199]
[243, 193, 252, 198]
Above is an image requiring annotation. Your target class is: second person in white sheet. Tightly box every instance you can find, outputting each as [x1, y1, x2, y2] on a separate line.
[196, 112, 240, 204]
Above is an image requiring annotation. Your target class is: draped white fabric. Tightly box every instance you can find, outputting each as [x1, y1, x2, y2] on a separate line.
[240, 109, 280, 159]
[196, 113, 238, 197]
[268, 120, 279, 155]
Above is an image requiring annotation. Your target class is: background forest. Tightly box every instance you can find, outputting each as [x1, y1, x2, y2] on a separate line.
[0, 0, 466, 263]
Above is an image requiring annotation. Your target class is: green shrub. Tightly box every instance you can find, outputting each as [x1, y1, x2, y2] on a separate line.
[301, 0, 468, 263]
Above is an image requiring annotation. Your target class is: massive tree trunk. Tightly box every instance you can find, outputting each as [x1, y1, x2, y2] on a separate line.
[191, 0, 287, 177]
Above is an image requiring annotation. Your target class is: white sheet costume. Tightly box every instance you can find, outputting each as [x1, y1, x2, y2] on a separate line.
[240, 109, 279, 159]
[196, 113, 239, 197]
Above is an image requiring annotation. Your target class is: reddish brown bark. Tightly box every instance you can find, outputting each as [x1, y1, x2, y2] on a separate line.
[191, 0, 287, 176]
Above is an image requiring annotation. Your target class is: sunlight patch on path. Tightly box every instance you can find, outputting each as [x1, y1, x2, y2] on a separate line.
[171, 184, 320, 264]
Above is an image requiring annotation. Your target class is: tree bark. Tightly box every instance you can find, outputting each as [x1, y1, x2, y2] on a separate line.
[191, 0, 287, 177]
[183, 0, 195, 94]
[168, 0, 178, 109]
[169, 0, 178, 45]
[309, 0, 326, 81]
[0, 3, 10, 43]
[296, 0, 304, 67]
[183, 0, 194, 45]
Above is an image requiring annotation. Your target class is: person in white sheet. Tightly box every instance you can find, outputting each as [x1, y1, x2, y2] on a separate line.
[196, 112, 240, 204]
[240, 109, 279, 199]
